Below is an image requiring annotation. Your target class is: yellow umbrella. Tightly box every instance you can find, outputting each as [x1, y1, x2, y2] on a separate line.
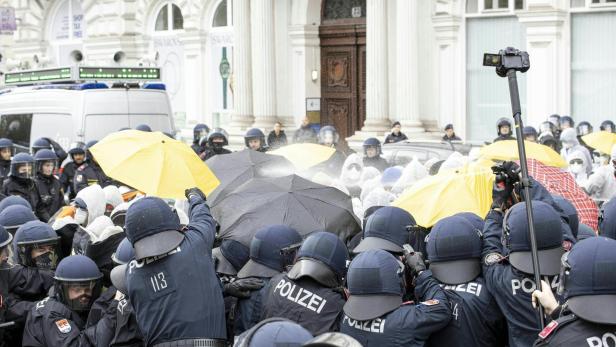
[90, 130, 220, 199]
[269, 143, 336, 171]
[393, 164, 494, 227]
[479, 140, 566, 168]
[582, 131, 616, 155]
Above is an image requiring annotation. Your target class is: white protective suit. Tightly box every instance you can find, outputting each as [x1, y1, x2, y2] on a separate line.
[560, 128, 593, 174]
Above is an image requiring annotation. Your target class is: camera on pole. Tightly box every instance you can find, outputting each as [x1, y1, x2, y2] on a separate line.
[483, 47, 546, 329]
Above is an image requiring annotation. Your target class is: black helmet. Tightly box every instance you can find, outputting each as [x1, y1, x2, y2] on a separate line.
[0, 205, 38, 235]
[318, 126, 339, 145]
[496, 118, 512, 135]
[54, 255, 103, 312]
[600, 120, 615, 133]
[576, 121, 593, 136]
[68, 141, 86, 156]
[548, 114, 561, 129]
[287, 231, 349, 288]
[207, 128, 229, 148]
[522, 126, 538, 141]
[34, 149, 58, 177]
[193, 124, 210, 143]
[539, 121, 556, 136]
[13, 221, 60, 270]
[0, 138, 14, 157]
[135, 124, 152, 132]
[244, 128, 266, 149]
[111, 237, 135, 266]
[362, 137, 382, 156]
[31, 137, 51, 154]
[10, 153, 35, 180]
[560, 116, 574, 129]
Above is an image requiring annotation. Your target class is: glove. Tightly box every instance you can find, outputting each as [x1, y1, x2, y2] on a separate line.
[403, 246, 426, 279]
[502, 161, 521, 184]
[185, 187, 206, 201]
[223, 278, 265, 298]
[491, 180, 512, 210]
[532, 280, 559, 315]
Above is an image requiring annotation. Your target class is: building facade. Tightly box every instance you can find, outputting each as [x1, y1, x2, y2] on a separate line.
[1, 0, 615, 143]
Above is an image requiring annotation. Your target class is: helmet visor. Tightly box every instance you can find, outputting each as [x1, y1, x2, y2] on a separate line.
[13, 162, 34, 179]
[60, 279, 102, 312]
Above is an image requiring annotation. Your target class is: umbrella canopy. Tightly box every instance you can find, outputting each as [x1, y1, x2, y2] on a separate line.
[212, 174, 361, 246]
[393, 164, 494, 228]
[90, 130, 219, 198]
[269, 143, 336, 171]
[526, 158, 599, 230]
[205, 149, 295, 204]
[480, 140, 566, 168]
[582, 131, 616, 155]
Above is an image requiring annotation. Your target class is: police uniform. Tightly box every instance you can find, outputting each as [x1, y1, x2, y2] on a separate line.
[262, 274, 345, 335]
[203, 147, 231, 161]
[2, 178, 40, 211]
[34, 173, 65, 222]
[60, 161, 80, 199]
[0, 159, 10, 182]
[363, 156, 389, 172]
[493, 134, 515, 142]
[534, 314, 616, 347]
[111, 294, 145, 347]
[73, 162, 112, 194]
[125, 195, 226, 346]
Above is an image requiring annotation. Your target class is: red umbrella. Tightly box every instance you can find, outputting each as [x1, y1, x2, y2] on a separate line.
[526, 159, 599, 230]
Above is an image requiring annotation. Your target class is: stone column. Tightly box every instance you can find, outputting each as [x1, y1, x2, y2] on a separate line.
[228, 0, 254, 130]
[395, 0, 424, 133]
[517, 1, 568, 127]
[250, 0, 278, 130]
[361, 0, 391, 134]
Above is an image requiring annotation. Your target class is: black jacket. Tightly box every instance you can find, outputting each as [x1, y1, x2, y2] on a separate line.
[493, 134, 515, 142]
[60, 162, 80, 200]
[73, 161, 112, 194]
[267, 131, 288, 149]
[442, 134, 462, 142]
[293, 126, 317, 144]
[363, 156, 389, 172]
[2, 177, 39, 211]
[34, 174, 65, 222]
[385, 132, 408, 144]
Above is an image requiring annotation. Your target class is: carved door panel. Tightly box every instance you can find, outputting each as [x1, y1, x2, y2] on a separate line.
[321, 46, 356, 142]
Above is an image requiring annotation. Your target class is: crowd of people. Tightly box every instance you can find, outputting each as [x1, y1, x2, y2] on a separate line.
[0, 114, 615, 347]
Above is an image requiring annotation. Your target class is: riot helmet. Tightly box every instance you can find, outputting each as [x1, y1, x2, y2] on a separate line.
[68, 142, 86, 164]
[600, 120, 615, 133]
[576, 121, 593, 136]
[548, 114, 561, 129]
[363, 137, 382, 158]
[9, 153, 35, 180]
[31, 137, 51, 154]
[135, 124, 152, 132]
[496, 118, 512, 136]
[318, 126, 340, 146]
[34, 149, 58, 177]
[559, 115, 574, 129]
[522, 126, 538, 142]
[13, 221, 60, 270]
[207, 128, 229, 151]
[193, 124, 210, 143]
[0, 205, 38, 235]
[539, 121, 556, 136]
[244, 128, 266, 150]
[0, 138, 14, 161]
[54, 255, 103, 312]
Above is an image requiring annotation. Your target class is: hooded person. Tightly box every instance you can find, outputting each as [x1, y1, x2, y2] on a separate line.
[102, 185, 123, 217]
[358, 168, 382, 202]
[566, 151, 589, 187]
[380, 167, 402, 192]
[583, 146, 616, 202]
[391, 157, 428, 195]
[439, 152, 466, 172]
[362, 187, 395, 213]
[560, 128, 593, 175]
[339, 153, 364, 198]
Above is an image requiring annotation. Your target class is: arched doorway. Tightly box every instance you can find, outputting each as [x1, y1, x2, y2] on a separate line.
[47, 0, 86, 66]
[319, 0, 366, 144]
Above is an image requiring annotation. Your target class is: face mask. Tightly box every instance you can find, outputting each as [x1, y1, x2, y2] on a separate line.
[75, 208, 88, 225]
[34, 251, 57, 270]
[569, 163, 584, 174]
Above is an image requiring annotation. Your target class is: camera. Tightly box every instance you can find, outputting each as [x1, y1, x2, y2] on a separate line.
[483, 47, 530, 78]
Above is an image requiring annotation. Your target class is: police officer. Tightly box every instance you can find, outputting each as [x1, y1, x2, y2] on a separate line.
[599, 197, 616, 239]
[22, 254, 115, 346]
[552, 195, 579, 239]
[0, 138, 13, 182]
[74, 141, 112, 193]
[549, 114, 561, 133]
[600, 119, 615, 133]
[244, 128, 268, 152]
[353, 206, 416, 255]
[203, 128, 232, 161]
[494, 117, 515, 142]
[191, 123, 210, 155]
[482, 200, 567, 347]
[339, 249, 451, 346]
[60, 142, 86, 200]
[261, 231, 349, 335]
[362, 138, 389, 172]
[303, 332, 363, 347]
[31, 137, 68, 164]
[124, 189, 227, 346]
[0, 204, 38, 235]
[2, 153, 39, 209]
[235, 318, 314, 347]
[0, 225, 12, 346]
[577, 121, 593, 137]
[533, 237, 616, 346]
[34, 149, 65, 222]
[234, 225, 302, 334]
[425, 216, 506, 347]
[539, 121, 557, 138]
[0, 195, 31, 213]
[559, 115, 574, 130]
[135, 124, 152, 132]
[523, 126, 539, 142]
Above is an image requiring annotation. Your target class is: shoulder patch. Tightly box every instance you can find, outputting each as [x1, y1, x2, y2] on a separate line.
[538, 320, 558, 339]
[420, 299, 439, 306]
[55, 319, 72, 334]
[484, 253, 504, 266]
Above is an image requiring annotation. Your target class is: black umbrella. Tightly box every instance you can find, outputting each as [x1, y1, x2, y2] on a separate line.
[212, 174, 361, 246]
[205, 149, 296, 205]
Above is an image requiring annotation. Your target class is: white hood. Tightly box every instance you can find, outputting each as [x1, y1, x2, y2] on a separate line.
[103, 185, 123, 210]
[85, 215, 124, 243]
[75, 184, 106, 226]
[392, 157, 428, 195]
[340, 153, 364, 187]
[362, 187, 395, 212]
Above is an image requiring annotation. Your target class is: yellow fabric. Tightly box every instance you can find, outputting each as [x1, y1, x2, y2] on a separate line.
[89, 130, 220, 199]
[57, 206, 76, 219]
[582, 131, 616, 155]
[393, 164, 494, 228]
[479, 140, 566, 168]
[269, 143, 336, 171]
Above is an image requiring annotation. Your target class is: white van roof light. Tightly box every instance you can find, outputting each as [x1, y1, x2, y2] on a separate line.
[4, 66, 162, 86]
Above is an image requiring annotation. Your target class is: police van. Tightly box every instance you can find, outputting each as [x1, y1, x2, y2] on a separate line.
[0, 66, 175, 151]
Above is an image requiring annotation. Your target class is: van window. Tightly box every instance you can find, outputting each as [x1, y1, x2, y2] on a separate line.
[0, 114, 32, 149]
[84, 115, 130, 141]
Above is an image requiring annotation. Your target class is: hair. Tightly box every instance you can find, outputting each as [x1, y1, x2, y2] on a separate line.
[445, 124, 454, 131]
[392, 121, 401, 127]
[275, 121, 283, 127]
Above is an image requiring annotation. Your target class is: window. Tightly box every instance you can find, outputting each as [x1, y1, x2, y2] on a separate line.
[466, 0, 524, 13]
[155, 3, 183, 32]
[0, 114, 33, 149]
[592, 0, 616, 3]
[212, 0, 228, 27]
[323, 0, 366, 20]
[50, 0, 85, 41]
